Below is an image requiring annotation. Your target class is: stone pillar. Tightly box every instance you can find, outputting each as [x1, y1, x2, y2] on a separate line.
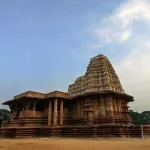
[53, 99, 58, 126]
[112, 98, 115, 116]
[83, 96, 94, 124]
[109, 97, 114, 116]
[114, 98, 118, 116]
[60, 99, 63, 126]
[118, 100, 122, 118]
[73, 103, 76, 118]
[100, 96, 105, 116]
[105, 97, 111, 116]
[113, 98, 118, 124]
[117, 99, 121, 118]
[24, 101, 28, 117]
[116, 98, 121, 124]
[77, 100, 80, 117]
[32, 101, 36, 117]
[81, 100, 84, 117]
[48, 100, 52, 126]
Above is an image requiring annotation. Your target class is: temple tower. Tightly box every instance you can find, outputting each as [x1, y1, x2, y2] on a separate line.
[68, 54, 124, 96]
[68, 54, 133, 125]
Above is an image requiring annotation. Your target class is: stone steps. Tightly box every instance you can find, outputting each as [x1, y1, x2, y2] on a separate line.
[1, 125, 150, 138]
[2, 118, 48, 128]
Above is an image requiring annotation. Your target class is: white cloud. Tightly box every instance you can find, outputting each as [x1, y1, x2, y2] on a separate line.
[115, 43, 150, 112]
[120, 29, 132, 42]
[90, 0, 150, 112]
[93, 0, 150, 44]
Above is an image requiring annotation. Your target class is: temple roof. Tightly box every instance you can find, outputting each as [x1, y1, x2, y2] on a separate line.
[45, 91, 71, 99]
[14, 91, 45, 99]
[68, 54, 125, 97]
[2, 91, 71, 105]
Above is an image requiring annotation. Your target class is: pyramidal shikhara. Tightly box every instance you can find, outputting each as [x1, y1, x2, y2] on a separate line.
[68, 54, 124, 97]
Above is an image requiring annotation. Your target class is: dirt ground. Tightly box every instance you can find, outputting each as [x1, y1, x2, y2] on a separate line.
[0, 138, 150, 150]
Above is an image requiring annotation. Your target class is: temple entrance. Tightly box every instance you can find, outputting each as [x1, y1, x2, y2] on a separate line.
[36, 102, 44, 111]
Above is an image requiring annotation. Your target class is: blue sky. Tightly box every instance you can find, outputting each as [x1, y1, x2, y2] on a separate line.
[0, 0, 150, 112]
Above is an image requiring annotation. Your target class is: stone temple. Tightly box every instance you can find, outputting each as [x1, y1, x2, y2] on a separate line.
[1, 54, 149, 138]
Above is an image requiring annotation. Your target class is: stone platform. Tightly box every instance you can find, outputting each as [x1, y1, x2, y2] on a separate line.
[1, 125, 150, 139]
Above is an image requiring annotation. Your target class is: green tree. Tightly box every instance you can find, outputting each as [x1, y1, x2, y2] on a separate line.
[0, 109, 10, 126]
[129, 110, 150, 125]
[141, 111, 150, 125]
[129, 110, 143, 125]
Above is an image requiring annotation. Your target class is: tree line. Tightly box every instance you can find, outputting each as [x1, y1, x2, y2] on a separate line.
[0, 109, 10, 125]
[129, 110, 150, 125]
[0, 109, 149, 126]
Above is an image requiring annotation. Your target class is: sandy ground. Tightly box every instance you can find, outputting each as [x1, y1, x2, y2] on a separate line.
[0, 138, 150, 150]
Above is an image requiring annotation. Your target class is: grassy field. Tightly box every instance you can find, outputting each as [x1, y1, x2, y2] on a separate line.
[0, 138, 150, 150]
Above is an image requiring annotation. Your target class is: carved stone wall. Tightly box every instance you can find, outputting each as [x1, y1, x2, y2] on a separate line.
[68, 54, 124, 97]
